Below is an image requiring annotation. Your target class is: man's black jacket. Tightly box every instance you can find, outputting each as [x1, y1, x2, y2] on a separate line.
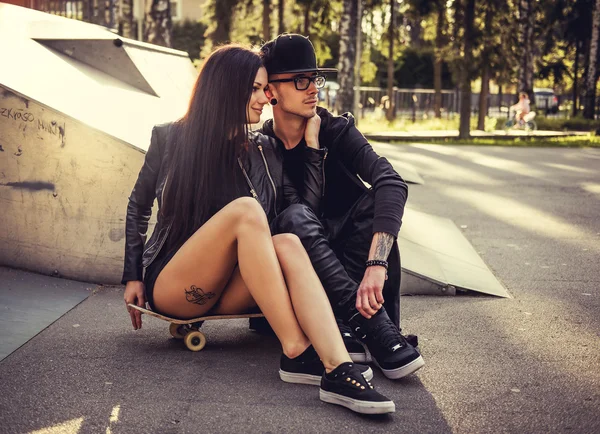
[260, 107, 408, 237]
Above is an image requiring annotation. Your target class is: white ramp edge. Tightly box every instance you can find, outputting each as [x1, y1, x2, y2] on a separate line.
[399, 208, 511, 298]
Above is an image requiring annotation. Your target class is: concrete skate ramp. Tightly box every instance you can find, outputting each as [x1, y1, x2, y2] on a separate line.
[0, 4, 196, 151]
[0, 4, 196, 283]
[399, 208, 511, 297]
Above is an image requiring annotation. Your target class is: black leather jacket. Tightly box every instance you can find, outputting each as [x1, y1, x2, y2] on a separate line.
[122, 122, 327, 284]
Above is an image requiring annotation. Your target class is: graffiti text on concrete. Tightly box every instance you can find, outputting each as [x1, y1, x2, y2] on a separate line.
[0, 107, 35, 122]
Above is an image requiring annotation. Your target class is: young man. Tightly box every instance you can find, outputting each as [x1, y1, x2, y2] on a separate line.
[258, 34, 424, 379]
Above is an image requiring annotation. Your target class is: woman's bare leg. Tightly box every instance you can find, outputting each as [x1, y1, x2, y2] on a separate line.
[153, 197, 309, 358]
[211, 233, 353, 372]
[272, 234, 352, 372]
[210, 266, 257, 315]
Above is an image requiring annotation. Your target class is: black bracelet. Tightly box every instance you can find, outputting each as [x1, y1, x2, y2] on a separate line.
[366, 259, 388, 269]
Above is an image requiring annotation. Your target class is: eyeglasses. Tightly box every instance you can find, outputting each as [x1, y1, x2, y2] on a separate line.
[268, 75, 326, 91]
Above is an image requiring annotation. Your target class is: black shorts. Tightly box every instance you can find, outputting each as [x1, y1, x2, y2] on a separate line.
[143, 245, 179, 312]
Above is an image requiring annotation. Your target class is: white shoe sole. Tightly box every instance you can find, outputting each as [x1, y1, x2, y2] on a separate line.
[319, 389, 395, 414]
[349, 345, 372, 363]
[279, 366, 374, 386]
[376, 355, 425, 380]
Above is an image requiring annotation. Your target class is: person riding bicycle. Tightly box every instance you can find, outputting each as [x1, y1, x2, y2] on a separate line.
[510, 92, 531, 126]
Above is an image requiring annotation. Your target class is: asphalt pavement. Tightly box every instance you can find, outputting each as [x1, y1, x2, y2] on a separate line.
[1, 144, 599, 433]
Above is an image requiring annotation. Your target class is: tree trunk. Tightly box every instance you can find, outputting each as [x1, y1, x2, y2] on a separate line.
[119, 0, 134, 39]
[477, 2, 492, 131]
[353, 0, 363, 121]
[209, 0, 236, 45]
[385, 0, 396, 121]
[433, 3, 444, 118]
[478, 63, 489, 130]
[573, 41, 579, 117]
[303, 3, 311, 35]
[409, 18, 422, 49]
[499, 84, 503, 112]
[458, 0, 475, 139]
[452, 0, 462, 42]
[518, 0, 534, 102]
[262, 0, 271, 41]
[143, 0, 172, 47]
[336, 0, 358, 114]
[278, 0, 285, 34]
[583, 0, 600, 119]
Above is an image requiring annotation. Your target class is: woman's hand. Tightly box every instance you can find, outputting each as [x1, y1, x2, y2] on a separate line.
[124, 281, 146, 330]
[304, 113, 321, 149]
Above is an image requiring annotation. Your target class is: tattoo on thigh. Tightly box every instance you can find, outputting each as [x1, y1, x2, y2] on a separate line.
[374, 233, 394, 260]
[185, 285, 216, 305]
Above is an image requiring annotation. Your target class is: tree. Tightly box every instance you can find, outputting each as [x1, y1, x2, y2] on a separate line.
[144, 0, 172, 47]
[583, 0, 600, 119]
[205, 0, 240, 47]
[477, 1, 493, 130]
[263, 0, 272, 41]
[119, 0, 134, 39]
[458, 0, 476, 139]
[336, 0, 359, 114]
[278, 0, 285, 34]
[518, 0, 535, 101]
[433, 1, 446, 118]
[385, 0, 397, 121]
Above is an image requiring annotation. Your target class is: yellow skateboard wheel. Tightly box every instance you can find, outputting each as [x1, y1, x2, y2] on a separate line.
[184, 330, 206, 351]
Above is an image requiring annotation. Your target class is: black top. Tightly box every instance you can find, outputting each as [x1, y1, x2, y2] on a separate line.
[260, 107, 408, 237]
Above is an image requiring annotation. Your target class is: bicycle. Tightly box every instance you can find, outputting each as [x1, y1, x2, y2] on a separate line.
[504, 109, 537, 133]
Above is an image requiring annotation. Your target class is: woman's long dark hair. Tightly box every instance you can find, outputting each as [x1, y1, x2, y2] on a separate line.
[162, 44, 262, 251]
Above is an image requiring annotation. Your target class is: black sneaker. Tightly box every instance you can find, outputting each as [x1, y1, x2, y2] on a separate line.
[405, 334, 419, 348]
[320, 362, 395, 414]
[337, 318, 370, 363]
[279, 345, 373, 386]
[351, 308, 424, 380]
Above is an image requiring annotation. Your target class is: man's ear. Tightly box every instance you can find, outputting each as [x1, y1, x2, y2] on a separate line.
[265, 84, 275, 100]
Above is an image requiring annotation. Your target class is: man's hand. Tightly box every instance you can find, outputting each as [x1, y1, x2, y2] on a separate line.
[356, 266, 386, 319]
[124, 280, 146, 330]
[304, 113, 321, 149]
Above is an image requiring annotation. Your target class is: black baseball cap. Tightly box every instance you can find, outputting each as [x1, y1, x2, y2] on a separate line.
[260, 33, 337, 75]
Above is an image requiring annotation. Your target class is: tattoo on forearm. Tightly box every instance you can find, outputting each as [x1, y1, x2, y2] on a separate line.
[373, 233, 394, 260]
[185, 285, 215, 305]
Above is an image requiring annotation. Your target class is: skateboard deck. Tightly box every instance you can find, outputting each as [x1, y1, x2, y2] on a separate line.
[128, 304, 264, 351]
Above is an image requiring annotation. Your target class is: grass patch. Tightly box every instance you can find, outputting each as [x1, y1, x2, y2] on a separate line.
[357, 113, 599, 134]
[358, 115, 460, 133]
[534, 116, 600, 132]
[396, 134, 600, 148]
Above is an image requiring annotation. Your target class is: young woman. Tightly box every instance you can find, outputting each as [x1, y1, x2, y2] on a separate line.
[121, 44, 395, 415]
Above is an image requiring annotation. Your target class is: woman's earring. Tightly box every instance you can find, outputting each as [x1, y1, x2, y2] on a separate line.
[270, 98, 278, 106]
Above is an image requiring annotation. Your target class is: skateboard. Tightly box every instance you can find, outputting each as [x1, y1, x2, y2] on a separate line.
[128, 304, 264, 352]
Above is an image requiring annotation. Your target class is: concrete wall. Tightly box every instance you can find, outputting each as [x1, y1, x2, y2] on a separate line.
[0, 86, 155, 284]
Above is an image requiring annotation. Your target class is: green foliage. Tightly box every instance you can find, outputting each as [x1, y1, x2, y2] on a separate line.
[417, 135, 600, 148]
[394, 48, 454, 89]
[535, 116, 600, 132]
[171, 20, 207, 61]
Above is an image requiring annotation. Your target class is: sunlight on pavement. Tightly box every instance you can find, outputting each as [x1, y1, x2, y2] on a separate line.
[410, 143, 461, 155]
[106, 405, 120, 434]
[542, 163, 596, 174]
[580, 182, 600, 196]
[458, 151, 550, 180]
[413, 145, 552, 182]
[397, 153, 502, 185]
[29, 417, 84, 434]
[441, 187, 599, 251]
